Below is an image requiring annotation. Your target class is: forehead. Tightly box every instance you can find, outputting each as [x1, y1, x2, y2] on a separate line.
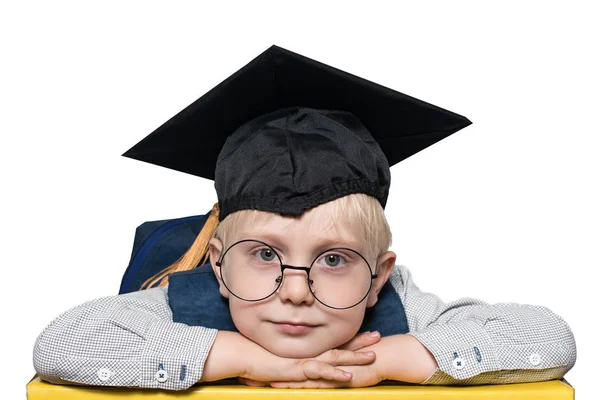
[233, 205, 362, 246]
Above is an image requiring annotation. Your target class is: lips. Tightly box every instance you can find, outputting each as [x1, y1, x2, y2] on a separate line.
[275, 320, 318, 326]
[272, 321, 320, 334]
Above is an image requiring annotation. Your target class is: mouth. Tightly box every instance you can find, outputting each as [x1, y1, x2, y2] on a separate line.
[271, 321, 320, 334]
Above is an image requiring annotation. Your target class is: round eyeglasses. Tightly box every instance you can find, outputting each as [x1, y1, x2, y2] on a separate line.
[215, 239, 377, 310]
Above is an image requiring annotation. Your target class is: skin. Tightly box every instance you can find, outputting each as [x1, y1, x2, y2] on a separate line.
[202, 205, 438, 387]
[208, 206, 397, 359]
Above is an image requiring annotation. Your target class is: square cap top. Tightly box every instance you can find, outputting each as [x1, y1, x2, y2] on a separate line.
[123, 45, 472, 219]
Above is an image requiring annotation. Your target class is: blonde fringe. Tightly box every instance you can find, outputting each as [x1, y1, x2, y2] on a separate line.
[139, 203, 220, 290]
[138, 193, 392, 290]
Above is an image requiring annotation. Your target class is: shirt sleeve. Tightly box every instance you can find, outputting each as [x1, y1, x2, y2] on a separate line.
[388, 265, 577, 385]
[32, 287, 218, 390]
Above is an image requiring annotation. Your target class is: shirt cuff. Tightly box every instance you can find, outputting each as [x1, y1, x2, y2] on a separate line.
[407, 320, 499, 384]
[140, 317, 218, 390]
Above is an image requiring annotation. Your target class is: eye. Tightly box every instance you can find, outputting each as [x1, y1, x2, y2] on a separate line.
[319, 253, 346, 267]
[255, 248, 277, 262]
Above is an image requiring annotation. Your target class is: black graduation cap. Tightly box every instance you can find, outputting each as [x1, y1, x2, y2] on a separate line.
[123, 45, 472, 221]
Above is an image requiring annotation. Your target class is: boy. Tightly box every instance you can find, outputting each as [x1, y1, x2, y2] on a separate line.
[32, 45, 576, 390]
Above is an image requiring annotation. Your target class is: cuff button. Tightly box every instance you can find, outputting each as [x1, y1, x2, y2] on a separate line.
[155, 369, 169, 383]
[452, 357, 465, 370]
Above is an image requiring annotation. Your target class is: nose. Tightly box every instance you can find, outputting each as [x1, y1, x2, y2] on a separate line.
[276, 269, 315, 306]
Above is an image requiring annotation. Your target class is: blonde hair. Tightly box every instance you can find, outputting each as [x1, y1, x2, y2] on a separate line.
[140, 193, 392, 290]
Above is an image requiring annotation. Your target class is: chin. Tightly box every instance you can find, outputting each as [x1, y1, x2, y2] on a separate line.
[263, 341, 327, 358]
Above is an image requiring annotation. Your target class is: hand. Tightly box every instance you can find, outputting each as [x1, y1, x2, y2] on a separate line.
[269, 362, 382, 388]
[202, 330, 380, 385]
[239, 331, 382, 387]
[269, 332, 383, 388]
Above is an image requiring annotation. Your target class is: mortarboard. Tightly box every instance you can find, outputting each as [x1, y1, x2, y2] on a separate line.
[123, 45, 472, 221]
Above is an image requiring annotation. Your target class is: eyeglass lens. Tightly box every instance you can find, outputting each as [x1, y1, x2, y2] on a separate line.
[218, 240, 373, 309]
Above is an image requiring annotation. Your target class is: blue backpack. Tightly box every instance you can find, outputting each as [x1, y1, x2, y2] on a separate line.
[118, 211, 410, 337]
[118, 211, 211, 294]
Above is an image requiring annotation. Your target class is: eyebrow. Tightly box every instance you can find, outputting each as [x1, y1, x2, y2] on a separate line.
[240, 232, 363, 253]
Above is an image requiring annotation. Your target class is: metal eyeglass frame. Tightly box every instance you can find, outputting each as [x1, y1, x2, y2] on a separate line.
[215, 239, 378, 310]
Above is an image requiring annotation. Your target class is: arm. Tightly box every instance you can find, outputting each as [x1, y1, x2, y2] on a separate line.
[33, 288, 375, 390]
[33, 287, 218, 390]
[389, 264, 577, 385]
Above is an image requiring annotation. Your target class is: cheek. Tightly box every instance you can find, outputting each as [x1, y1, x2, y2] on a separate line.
[228, 298, 264, 337]
[325, 305, 367, 341]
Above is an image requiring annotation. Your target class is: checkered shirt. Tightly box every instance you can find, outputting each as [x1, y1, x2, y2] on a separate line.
[32, 264, 576, 390]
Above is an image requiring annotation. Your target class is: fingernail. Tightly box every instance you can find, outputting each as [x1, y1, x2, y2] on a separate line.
[344, 371, 352, 378]
[365, 351, 375, 357]
[369, 331, 380, 337]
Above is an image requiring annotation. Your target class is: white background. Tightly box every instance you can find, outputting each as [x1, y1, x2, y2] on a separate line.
[2, 1, 598, 399]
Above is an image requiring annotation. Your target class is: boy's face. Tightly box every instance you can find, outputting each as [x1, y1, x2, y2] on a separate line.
[209, 206, 396, 358]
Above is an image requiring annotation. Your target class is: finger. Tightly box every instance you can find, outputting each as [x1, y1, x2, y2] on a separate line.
[271, 379, 345, 389]
[315, 348, 376, 366]
[338, 331, 381, 351]
[238, 377, 271, 387]
[237, 377, 250, 386]
[302, 360, 353, 381]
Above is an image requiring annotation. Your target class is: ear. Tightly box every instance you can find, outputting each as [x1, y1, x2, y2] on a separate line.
[366, 250, 396, 307]
[209, 237, 230, 299]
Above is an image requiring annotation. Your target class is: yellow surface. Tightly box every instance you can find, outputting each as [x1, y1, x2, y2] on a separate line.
[27, 376, 574, 399]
